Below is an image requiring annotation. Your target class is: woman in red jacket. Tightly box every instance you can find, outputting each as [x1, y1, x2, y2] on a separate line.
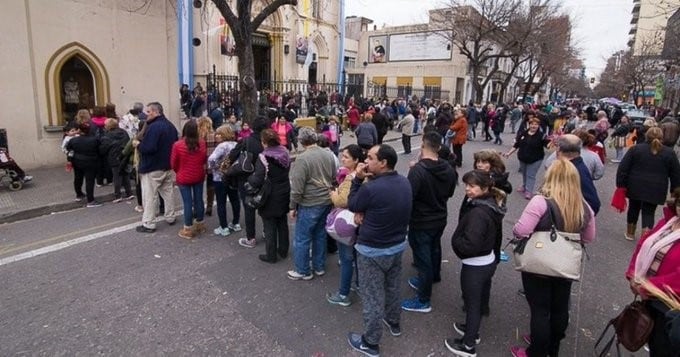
[626, 187, 680, 355]
[171, 120, 207, 239]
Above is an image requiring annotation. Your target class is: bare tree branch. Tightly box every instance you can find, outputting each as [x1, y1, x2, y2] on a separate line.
[251, 0, 298, 31]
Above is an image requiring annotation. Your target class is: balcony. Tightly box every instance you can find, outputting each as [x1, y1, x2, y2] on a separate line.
[629, 24, 638, 35]
[632, 3, 640, 13]
[631, 15, 639, 24]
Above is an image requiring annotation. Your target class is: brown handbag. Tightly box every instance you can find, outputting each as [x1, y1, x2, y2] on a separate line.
[595, 298, 654, 356]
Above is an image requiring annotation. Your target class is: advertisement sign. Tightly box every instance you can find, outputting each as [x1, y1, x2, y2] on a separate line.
[388, 31, 451, 62]
[296, 36, 308, 64]
[368, 35, 388, 63]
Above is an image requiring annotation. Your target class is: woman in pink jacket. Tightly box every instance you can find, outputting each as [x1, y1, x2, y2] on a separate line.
[171, 120, 207, 240]
[510, 159, 596, 357]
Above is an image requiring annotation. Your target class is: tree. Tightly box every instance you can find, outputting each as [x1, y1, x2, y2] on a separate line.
[210, 0, 298, 123]
[620, 34, 664, 104]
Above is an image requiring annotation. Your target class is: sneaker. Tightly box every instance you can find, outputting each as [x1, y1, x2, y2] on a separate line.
[517, 289, 526, 297]
[326, 291, 351, 307]
[135, 225, 155, 233]
[408, 276, 421, 291]
[134, 205, 144, 213]
[214, 227, 232, 237]
[510, 346, 528, 357]
[444, 338, 476, 357]
[238, 238, 256, 248]
[453, 322, 481, 344]
[347, 332, 379, 357]
[228, 223, 242, 232]
[314, 270, 326, 276]
[287, 270, 313, 281]
[112, 197, 123, 203]
[75, 195, 85, 202]
[382, 319, 401, 337]
[22, 175, 33, 182]
[401, 298, 432, 313]
[86, 201, 102, 207]
[124, 194, 135, 201]
[522, 334, 531, 345]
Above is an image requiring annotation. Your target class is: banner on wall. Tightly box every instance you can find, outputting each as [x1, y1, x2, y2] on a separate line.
[368, 35, 387, 63]
[219, 18, 236, 56]
[388, 31, 452, 62]
[296, 36, 308, 64]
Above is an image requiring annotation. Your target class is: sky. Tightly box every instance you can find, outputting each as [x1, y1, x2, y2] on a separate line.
[345, 0, 632, 78]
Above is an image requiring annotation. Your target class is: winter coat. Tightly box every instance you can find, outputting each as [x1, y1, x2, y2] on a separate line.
[248, 145, 291, 218]
[616, 142, 680, 205]
[408, 158, 457, 230]
[372, 112, 389, 137]
[137, 115, 178, 174]
[449, 117, 468, 145]
[227, 132, 264, 184]
[66, 135, 100, 170]
[99, 128, 130, 168]
[355, 122, 378, 146]
[452, 194, 506, 261]
[514, 129, 548, 164]
[170, 139, 207, 185]
[660, 118, 680, 147]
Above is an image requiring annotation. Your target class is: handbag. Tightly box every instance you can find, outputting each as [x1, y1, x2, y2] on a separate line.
[594, 298, 654, 356]
[218, 156, 232, 178]
[511, 198, 585, 280]
[244, 154, 271, 209]
[325, 207, 358, 246]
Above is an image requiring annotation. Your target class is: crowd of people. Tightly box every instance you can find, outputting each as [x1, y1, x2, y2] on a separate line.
[41, 92, 680, 356]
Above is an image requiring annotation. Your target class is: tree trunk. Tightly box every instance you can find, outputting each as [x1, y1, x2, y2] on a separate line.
[236, 36, 257, 124]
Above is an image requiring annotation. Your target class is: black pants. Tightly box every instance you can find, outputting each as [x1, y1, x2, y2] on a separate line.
[238, 180, 257, 239]
[646, 300, 679, 357]
[460, 263, 496, 347]
[262, 216, 289, 260]
[522, 272, 572, 357]
[482, 121, 492, 140]
[452, 144, 463, 167]
[97, 160, 112, 185]
[627, 199, 657, 229]
[402, 134, 411, 153]
[111, 166, 132, 199]
[74, 166, 97, 202]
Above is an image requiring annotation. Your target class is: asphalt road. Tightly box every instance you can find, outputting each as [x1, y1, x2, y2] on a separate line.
[0, 132, 648, 356]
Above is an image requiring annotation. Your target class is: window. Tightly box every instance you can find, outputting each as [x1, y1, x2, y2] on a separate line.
[312, 0, 321, 18]
[344, 56, 356, 69]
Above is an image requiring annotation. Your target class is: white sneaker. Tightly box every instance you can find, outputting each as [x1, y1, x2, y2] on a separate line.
[214, 226, 231, 237]
[228, 223, 242, 232]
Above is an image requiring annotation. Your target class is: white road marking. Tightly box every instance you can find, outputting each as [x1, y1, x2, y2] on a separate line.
[0, 221, 140, 267]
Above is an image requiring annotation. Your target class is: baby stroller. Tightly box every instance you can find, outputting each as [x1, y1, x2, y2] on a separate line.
[0, 147, 25, 191]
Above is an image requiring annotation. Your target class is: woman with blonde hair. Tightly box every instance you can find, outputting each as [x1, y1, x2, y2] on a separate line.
[197, 116, 217, 216]
[617, 126, 680, 240]
[510, 159, 596, 357]
[207, 125, 241, 236]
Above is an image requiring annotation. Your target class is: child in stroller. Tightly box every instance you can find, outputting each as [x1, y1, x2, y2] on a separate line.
[0, 147, 32, 190]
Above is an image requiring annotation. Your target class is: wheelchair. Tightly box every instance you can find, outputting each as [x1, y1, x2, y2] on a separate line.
[0, 148, 23, 191]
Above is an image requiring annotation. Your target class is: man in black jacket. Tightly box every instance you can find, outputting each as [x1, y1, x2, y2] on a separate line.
[402, 132, 457, 313]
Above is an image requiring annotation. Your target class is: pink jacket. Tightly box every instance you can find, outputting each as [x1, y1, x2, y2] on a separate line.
[512, 195, 596, 243]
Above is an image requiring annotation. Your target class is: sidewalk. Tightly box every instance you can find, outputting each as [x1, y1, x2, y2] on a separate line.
[0, 129, 404, 224]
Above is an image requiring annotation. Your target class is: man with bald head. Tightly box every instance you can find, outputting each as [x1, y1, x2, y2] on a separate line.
[555, 134, 601, 215]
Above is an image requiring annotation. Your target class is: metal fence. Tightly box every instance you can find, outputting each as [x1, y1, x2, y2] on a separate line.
[367, 84, 450, 102]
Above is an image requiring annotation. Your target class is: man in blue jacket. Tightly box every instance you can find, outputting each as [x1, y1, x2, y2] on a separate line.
[555, 134, 601, 215]
[347, 145, 412, 357]
[132, 102, 179, 233]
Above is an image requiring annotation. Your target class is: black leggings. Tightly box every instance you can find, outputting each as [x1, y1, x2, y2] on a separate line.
[627, 199, 657, 229]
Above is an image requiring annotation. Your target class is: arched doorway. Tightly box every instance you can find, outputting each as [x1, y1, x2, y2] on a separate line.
[59, 56, 95, 121]
[45, 42, 110, 127]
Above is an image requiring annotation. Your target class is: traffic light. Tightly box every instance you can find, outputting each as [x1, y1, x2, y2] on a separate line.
[590, 78, 595, 84]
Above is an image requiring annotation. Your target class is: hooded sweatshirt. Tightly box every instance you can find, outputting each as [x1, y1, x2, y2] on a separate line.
[452, 194, 507, 264]
[408, 158, 458, 230]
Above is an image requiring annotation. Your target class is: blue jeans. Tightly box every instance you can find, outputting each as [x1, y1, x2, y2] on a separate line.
[293, 204, 332, 275]
[214, 180, 241, 228]
[408, 227, 445, 303]
[338, 243, 355, 296]
[178, 182, 205, 227]
[519, 160, 542, 194]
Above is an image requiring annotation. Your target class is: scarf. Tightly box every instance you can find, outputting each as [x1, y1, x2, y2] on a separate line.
[634, 216, 680, 282]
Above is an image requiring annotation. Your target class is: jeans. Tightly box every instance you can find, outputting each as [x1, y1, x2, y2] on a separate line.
[214, 180, 241, 228]
[627, 199, 657, 229]
[402, 134, 411, 153]
[522, 272, 572, 357]
[493, 129, 503, 144]
[468, 123, 477, 139]
[140, 170, 176, 229]
[460, 263, 497, 347]
[262, 216, 289, 260]
[293, 204, 332, 275]
[408, 227, 444, 302]
[338, 243, 355, 296]
[73, 166, 97, 202]
[614, 147, 625, 161]
[357, 251, 402, 346]
[519, 160, 542, 194]
[178, 182, 205, 227]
